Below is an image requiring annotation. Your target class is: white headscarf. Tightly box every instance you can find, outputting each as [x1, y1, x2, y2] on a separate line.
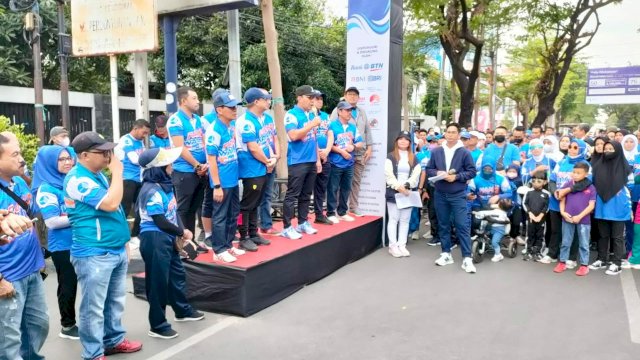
[622, 134, 639, 162]
[542, 136, 564, 162]
[529, 139, 545, 162]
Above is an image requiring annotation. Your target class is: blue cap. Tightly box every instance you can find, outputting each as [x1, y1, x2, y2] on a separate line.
[436, 134, 443, 140]
[213, 91, 240, 108]
[244, 87, 272, 104]
[426, 135, 435, 141]
[460, 131, 471, 139]
[336, 101, 355, 110]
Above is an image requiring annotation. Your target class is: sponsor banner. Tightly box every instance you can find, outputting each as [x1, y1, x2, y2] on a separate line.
[586, 66, 640, 105]
[346, 0, 390, 217]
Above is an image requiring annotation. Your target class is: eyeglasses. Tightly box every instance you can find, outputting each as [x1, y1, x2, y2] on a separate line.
[569, 145, 580, 150]
[88, 150, 112, 158]
[58, 157, 73, 163]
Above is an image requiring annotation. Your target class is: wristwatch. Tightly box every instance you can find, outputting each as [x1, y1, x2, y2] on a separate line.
[194, 163, 202, 171]
[213, 184, 221, 189]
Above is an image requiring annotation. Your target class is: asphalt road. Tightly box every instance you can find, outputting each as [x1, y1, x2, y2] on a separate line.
[40, 230, 640, 360]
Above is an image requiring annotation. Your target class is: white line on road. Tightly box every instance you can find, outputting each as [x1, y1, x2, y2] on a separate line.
[145, 317, 241, 360]
[620, 270, 640, 344]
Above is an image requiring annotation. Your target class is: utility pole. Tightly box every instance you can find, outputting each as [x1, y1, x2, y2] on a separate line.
[489, 49, 497, 129]
[436, 48, 445, 124]
[56, 0, 70, 130]
[110, 55, 120, 141]
[133, 52, 149, 121]
[29, 4, 45, 145]
[227, 10, 242, 100]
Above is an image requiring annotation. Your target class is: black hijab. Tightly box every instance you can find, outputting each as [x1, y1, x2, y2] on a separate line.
[590, 136, 608, 166]
[593, 140, 632, 202]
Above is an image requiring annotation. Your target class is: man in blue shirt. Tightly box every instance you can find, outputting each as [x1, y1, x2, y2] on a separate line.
[257, 91, 281, 235]
[205, 91, 244, 263]
[65, 131, 142, 359]
[326, 101, 363, 223]
[236, 88, 276, 251]
[478, 125, 520, 172]
[114, 119, 150, 238]
[281, 85, 322, 240]
[150, 115, 171, 149]
[167, 87, 209, 235]
[312, 90, 335, 225]
[0, 131, 48, 360]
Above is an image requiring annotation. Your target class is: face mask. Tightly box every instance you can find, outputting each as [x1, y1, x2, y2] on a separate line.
[511, 138, 523, 145]
[494, 135, 506, 143]
[543, 144, 553, 153]
[507, 172, 518, 179]
[604, 152, 616, 160]
[60, 137, 70, 147]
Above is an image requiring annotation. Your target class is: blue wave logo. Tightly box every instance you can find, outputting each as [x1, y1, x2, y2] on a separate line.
[347, 0, 390, 35]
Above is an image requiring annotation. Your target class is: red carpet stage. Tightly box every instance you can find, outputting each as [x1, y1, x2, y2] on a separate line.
[132, 215, 383, 317]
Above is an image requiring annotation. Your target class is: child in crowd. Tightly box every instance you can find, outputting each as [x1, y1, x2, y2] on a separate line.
[554, 162, 596, 276]
[506, 164, 524, 243]
[522, 172, 550, 261]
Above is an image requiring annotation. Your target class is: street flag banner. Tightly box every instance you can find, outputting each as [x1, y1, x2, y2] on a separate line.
[346, 0, 391, 217]
[586, 66, 640, 105]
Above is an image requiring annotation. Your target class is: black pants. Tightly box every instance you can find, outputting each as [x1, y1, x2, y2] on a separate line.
[122, 180, 141, 236]
[172, 171, 207, 233]
[239, 176, 267, 239]
[509, 207, 522, 238]
[139, 231, 194, 332]
[426, 183, 438, 239]
[596, 219, 626, 266]
[313, 161, 331, 216]
[51, 250, 78, 328]
[527, 218, 545, 255]
[283, 162, 317, 229]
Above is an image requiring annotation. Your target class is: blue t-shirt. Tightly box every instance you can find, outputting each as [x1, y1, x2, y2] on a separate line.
[114, 134, 145, 182]
[64, 163, 130, 257]
[260, 113, 277, 155]
[595, 187, 632, 222]
[285, 106, 318, 166]
[139, 185, 179, 234]
[549, 159, 592, 212]
[479, 143, 520, 169]
[150, 134, 171, 149]
[468, 173, 512, 209]
[328, 120, 363, 168]
[167, 109, 207, 173]
[205, 119, 239, 189]
[316, 111, 331, 150]
[416, 149, 431, 170]
[0, 177, 44, 282]
[235, 111, 270, 179]
[37, 183, 72, 252]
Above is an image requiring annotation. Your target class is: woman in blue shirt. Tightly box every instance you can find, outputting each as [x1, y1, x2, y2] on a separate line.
[622, 134, 640, 255]
[34, 145, 78, 339]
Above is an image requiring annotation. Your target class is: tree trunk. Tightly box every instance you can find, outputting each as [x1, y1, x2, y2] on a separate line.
[402, 74, 410, 130]
[261, 0, 288, 178]
[450, 78, 457, 124]
[458, 89, 474, 128]
[532, 95, 556, 127]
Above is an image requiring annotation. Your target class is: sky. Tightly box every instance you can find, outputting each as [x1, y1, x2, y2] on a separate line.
[323, 0, 640, 68]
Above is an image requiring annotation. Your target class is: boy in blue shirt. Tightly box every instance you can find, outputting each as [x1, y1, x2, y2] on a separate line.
[150, 115, 171, 149]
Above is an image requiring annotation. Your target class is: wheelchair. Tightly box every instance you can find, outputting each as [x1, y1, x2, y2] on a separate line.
[470, 206, 518, 263]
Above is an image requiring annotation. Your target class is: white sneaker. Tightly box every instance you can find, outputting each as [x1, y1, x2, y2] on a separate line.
[605, 264, 622, 275]
[462, 257, 477, 273]
[214, 250, 237, 263]
[281, 226, 303, 240]
[228, 247, 245, 256]
[516, 236, 526, 245]
[340, 214, 355, 222]
[588, 260, 606, 270]
[621, 260, 631, 269]
[388, 246, 403, 258]
[435, 252, 454, 266]
[411, 232, 419, 240]
[327, 215, 340, 224]
[491, 253, 504, 263]
[351, 209, 364, 217]
[424, 220, 430, 226]
[296, 221, 318, 235]
[536, 255, 557, 264]
[422, 232, 433, 240]
[631, 263, 640, 270]
[398, 246, 411, 257]
[566, 260, 577, 269]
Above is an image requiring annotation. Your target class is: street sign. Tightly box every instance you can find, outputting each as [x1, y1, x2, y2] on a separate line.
[70, 0, 158, 56]
[157, 0, 258, 16]
[586, 66, 640, 105]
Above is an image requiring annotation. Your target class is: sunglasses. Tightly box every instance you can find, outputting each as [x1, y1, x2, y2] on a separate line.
[530, 145, 543, 150]
[224, 106, 237, 110]
[569, 145, 580, 150]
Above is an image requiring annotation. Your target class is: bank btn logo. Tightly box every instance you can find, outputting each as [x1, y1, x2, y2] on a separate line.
[66, 176, 100, 202]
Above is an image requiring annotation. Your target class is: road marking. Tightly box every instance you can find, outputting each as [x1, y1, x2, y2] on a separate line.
[146, 317, 240, 360]
[620, 270, 640, 344]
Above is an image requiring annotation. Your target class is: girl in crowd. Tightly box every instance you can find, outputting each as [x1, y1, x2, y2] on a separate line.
[558, 135, 572, 157]
[34, 145, 78, 339]
[592, 141, 632, 275]
[522, 139, 556, 185]
[385, 131, 421, 258]
[622, 134, 640, 256]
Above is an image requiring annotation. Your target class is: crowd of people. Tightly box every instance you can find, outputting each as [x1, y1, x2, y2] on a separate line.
[0, 84, 375, 360]
[388, 122, 640, 278]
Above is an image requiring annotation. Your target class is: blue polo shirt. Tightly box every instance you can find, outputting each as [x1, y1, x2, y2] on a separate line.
[285, 106, 318, 166]
[205, 119, 239, 189]
[235, 111, 269, 179]
[150, 135, 171, 149]
[328, 120, 362, 168]
[37, 183, 72, 252]
[316, 111, 331, 149]
[64, 163, 130, 257]
[261, 113, 277, 155]
[480, 143, 520, 169]
[167, 109, 207, 173]
[114, 134, 145, 182]
[139, 185, 179, 234]
[0, 177, 44, 282]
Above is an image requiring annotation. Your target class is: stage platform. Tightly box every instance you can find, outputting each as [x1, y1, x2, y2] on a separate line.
[132, 215, 382, 317]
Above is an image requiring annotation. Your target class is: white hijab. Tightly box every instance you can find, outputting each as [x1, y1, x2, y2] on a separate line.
[542, 136, 564, 162]
[622, 134, 639, 162]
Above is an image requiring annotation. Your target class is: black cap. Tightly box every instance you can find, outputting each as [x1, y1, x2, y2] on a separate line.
[295, 85, 316, 97]
[336, 101, 355, 110]
[396, 130, 411, 142]
[345, 86, 360, 95]
[72, 131, 116, 154]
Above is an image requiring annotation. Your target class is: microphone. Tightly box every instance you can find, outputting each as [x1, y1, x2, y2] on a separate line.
[448, 169, 457, 175]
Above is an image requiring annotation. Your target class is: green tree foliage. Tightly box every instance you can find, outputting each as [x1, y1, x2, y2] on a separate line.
[421, 67, 452, 120]
[604, 105, 640, 131]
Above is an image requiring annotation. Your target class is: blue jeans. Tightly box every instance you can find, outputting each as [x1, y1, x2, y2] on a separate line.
[72, 251, 128, 360]
[258, 171, 276, 230]
[327, 164, 353, 216]
[434, 190, 472, 257]
[560, 221, 591, 265]
[212, 186, 240, 254]
[489, 224, 506, 255]
[0, 271, 49, 360]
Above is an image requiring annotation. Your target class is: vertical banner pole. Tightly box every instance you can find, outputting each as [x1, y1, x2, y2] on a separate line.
[110, 54, 120, 141]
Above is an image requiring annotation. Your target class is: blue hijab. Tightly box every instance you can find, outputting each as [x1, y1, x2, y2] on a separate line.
[141, 166, 173, 194]
[567, 139, 587, 164]
[32, 145, 69, 190]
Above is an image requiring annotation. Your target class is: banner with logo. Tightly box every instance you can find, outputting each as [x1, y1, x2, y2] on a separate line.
[346, 0, 390, 217]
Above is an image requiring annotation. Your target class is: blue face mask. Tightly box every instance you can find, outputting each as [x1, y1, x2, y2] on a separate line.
[481, 170, 493, 180]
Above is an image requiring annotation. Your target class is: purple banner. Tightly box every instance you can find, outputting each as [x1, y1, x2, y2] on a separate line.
[586, 66, 640, 104]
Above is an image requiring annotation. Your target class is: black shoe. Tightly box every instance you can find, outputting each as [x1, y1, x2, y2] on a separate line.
[427, 238, 441, 247]
[148, 328, 179, 339]
[204, 236, 213, 249]
[175, 310, 205, 322]
[59, 325, 79, 340]
[314, 215, 333, 225]
[240, 239, 258, 252]
[250, 235, 271, 245]
[196, 243, 208, 253]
